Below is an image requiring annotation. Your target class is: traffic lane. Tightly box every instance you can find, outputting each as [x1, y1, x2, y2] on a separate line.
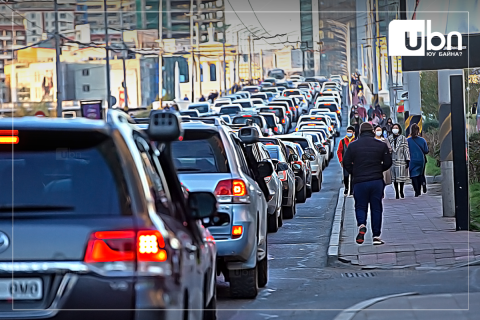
[216, 116, 345, 319]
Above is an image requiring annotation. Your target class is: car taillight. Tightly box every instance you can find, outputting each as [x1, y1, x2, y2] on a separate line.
[274, 127, 278, 132]
[328, 127, 332, 132]
[294, 161, 303, 166]
[214, 179, 250, 203]
[232, 226, 243, 239]
[295, 127, 299, 131]
[337, 110, 341, 114]
[296, 105, 299, 108]
[84, 230, 168, 272]
[278, 170, 287, 181]
[282, 119, 285, 123]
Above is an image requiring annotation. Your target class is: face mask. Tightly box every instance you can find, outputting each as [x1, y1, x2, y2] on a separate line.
[375, 131, 382, 137]
[346, 132, 353, 138]
[392, 129, 399, 135]
[355, 115, 359, 118]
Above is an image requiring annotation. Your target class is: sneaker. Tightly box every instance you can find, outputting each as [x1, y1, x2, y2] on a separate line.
[348, 194, 353, 198]
[373, 237, 385, 245]
[423, 185, 427, 193]
[356, 225, 367, 244]
[344, 189, 348, 196]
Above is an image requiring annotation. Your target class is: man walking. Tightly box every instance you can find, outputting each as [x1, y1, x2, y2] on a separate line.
[343, 123, 392, 245]
[337, 126, 355, 196]
[350, 110, 363, 139]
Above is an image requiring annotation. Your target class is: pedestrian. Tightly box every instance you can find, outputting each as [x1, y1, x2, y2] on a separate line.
[199, 95, 206, 102]
[183, 94, 189, 101]
[388, 124, 410, 199]
[171, 103, 179, 111]
[374, 125, 392, 193]
[407, 123, 429, 197]
[357, 105, 367, 121]
[337, 126, 356, 196]
[367, 105, 374, 119]
[350, 110, 363, 139]
[343, 122, 392, 245]
[378, 113, 387, 128]
[385, 118, 393, 134]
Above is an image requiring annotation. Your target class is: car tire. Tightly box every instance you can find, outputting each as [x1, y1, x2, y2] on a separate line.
[306, 185, 312, 198]
[257, 238, 268, 288]
[267, 212, 279, 233]
[296, 186, 307, 203]
[229, 266, 258, 299]
[277, 207, 283, 227]
[283, 199, 295, 219]
[203, 284, 217, 320]
[312, 176, 321, 192]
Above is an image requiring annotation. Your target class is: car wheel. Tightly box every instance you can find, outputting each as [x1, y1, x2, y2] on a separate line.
[257, 238, 268, 288]
[283, 199, 295, 219]
[203, 283, 217, 320]
[267, 212, 279, 233]
[229, 266, 258, 299]
[306, 185, 312, 198]
[296, 186, 307, 203]
[277, 207, 283, 227]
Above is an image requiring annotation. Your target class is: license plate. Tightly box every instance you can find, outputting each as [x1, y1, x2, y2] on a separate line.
[0, 278, 43, 300]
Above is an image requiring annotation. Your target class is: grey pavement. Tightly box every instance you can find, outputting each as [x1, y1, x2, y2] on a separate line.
[339, 180, 480, 268]
[344, 292, 480, 320]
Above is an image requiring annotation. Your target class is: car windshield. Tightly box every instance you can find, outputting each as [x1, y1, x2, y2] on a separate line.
[220, 106, 241, 115]
[0, 130, 129, 216]
[189, 104, 209, 113]
[281, 138, 308, 150]
[258, 108, 284, 118]
[232, 116, 263, 127]
[171, 131, 229, 173]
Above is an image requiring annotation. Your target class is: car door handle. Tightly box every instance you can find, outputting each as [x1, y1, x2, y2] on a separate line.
[185, 243, 197, 253]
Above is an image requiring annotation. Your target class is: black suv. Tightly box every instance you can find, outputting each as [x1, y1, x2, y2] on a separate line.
[0, 111, 218, 320]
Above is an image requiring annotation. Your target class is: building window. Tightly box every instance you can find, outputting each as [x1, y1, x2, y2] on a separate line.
[32, 37, 37, 42]
[60, 22, 66, 27]
[209, 64, 216, 81]
[319, 30, 324, 39]
[82, 69, 89, 76]
[31, 22, 36, 27]
[32, 30, 37, 35]
[83, 85, 90, 92]
[328, 31, 334, 39]
[30, 13, 35, 18]
[60, 13, 66, 19]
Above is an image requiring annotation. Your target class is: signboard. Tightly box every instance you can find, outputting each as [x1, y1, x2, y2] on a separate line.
[80, 100, 103, 120]
[402, 34, 480, 71]
[396, 90, 409, 100]
[34, 110, 45, 117]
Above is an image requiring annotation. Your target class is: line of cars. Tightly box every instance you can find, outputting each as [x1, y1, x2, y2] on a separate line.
[0, 76, 344, 320]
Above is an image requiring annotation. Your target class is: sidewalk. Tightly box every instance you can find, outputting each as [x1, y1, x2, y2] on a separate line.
[336, 292, 480, 320]
[338, 180, 480, 269]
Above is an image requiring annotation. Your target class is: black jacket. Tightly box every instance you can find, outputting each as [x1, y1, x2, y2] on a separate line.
[343, 131, 392, 185]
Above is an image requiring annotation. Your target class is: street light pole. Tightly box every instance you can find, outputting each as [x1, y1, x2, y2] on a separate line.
[189, 0, 195, 102]
[104, 0, 112, 108]
[248, 35, 252, 82]
[120, 0, 128, 109]
[54, 0, 63, 118]
[222, 24, 226, 94]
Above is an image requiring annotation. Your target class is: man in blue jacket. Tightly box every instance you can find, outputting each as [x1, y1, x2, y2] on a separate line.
[343, 122, 393, 245]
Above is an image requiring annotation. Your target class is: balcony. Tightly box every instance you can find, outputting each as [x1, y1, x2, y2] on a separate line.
[0, 36, 12, 41]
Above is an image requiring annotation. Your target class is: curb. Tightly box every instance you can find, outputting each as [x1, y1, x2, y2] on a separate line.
[328, 187, 345, 264]
[332, 292, 419, 320]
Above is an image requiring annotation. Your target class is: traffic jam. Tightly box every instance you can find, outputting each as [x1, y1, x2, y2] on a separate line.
[0, 74, 344, 319]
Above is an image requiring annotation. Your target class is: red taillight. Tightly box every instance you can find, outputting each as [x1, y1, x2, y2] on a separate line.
[0, 130, 19, 144]
[282, 119, 285, 124]
[232, 226, 243, 239]
[337, 110, 341, 114]
[214, 179, 248, 197]
[294, 161, 303, 166]
[243, 115, 252, 117]
[84, 230, 166, 263]
[286, 111, 291, 114]
[274, 127, 278, 132]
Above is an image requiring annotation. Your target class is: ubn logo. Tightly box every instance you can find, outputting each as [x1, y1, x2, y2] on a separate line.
[389, 20, 462, 56]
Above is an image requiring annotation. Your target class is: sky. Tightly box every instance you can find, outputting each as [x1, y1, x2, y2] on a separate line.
[224, 0, 301, 51]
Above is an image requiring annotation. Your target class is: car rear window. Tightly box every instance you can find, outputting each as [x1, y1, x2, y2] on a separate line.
[232, 116, 263, 127]
[181, 111, 199, 117]
[251, 94, 266, 100]
[261, 115, 276, 127]
[215, 101, 231, 107]
[258, 108, 284, 118]
[220, 106, 241, 115]
[0, 130, 130, 216]
[171, 130, 229, 173]
[283, 91, 299, 97]
[297, 84, 310, 89]
[242, 87, 259, 93]
[281, 138, 308, 150]
[316, 104, 337, 112]
[238, 101, 253, 109]
[189, 104, 209, 113]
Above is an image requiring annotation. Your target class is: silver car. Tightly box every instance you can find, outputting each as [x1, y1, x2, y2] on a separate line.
[171, 119, 270, 299]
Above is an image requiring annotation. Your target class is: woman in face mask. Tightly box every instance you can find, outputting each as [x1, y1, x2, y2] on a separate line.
[374, 126, 392, 193]
[407, 123, 429, 197]
[388, 124, 411, 199]
[385, 118, 393, 134]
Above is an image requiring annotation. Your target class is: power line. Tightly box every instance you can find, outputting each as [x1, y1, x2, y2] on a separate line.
[225, 0, 273, 46]
[246, 0, 285, 46]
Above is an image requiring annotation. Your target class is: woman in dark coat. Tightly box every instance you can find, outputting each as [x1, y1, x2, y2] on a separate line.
[407, 123, 429, 197]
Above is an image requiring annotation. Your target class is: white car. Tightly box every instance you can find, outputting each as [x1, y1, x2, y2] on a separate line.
[251, 98, 267, 107]
[213, 99, 231, 112]
[298, 124, 335, 159]
[236, 91, 251, 99]
[317, 91, 341, 106]
[289, 95, 309, 115]
[290, 75, 305, 82]
[235, 99, 256, 111]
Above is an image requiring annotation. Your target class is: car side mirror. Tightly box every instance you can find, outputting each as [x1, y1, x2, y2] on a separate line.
[289, 154, 299, 162]
[258, 160, 274, 178]
[319, 147, 327, 155]
[301, 153, 309, 161]
[308, 154, 316, 161]
[271, 158, 279, 166]
[277, 162, 289, 171]
[188, 192, 217, 219]
[292, 163, 301, 171]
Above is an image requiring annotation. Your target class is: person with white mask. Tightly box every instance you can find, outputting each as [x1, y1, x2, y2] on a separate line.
[337, 126, 356, 196]
[388, 124, 410, 199]
[375, 125, 392, 194]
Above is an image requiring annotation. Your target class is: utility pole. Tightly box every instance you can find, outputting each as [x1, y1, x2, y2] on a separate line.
[386, 7, 395, 122]
[236, 30, 239, 84]
[158, 0, 163, 107]
[54, 0, 63, 118]
[120, 0, 128, 109]
[248, 35, 252, 82]
[260, 49, 263, 80]
[189, 0, 195, 101]
[196, 23, 202, 96]
[222, 24, 227, 94]
[104, 0, 112, 108]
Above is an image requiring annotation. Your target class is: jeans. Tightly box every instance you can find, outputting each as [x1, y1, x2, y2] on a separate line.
[353, 179, 384, 237]
[343, 168, 350, 193]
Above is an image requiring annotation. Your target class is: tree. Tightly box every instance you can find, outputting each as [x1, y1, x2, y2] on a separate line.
[420, 71, 439, 120]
